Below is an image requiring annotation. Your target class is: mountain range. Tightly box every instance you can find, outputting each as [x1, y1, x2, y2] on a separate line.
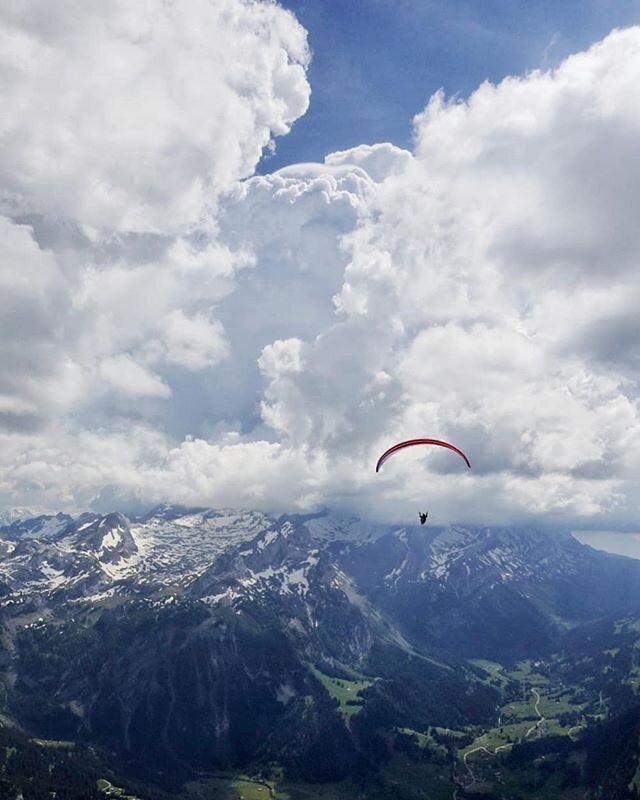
[2, 505, 640, 798]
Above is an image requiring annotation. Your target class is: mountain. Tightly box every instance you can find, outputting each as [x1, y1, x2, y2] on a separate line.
[189, 516, 640, 659]
[3, 506, 640, 796]
[337, 524, 640, 658]
[5, 508, 639, 648]
[0, 504, 275, 606]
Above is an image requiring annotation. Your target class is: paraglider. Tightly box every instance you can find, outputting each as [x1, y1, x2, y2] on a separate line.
[375, 438, 471, 473]
[375, 439, 471, 523]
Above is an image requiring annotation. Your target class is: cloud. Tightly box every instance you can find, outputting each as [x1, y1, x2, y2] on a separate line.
[0, 425, 317, 515]
[0, 216, 81, 431]
[201, 158, 379, 427]
[1, 15, 640, 528]
[0, 0, 309, 233]
[158, 309, 229, 371]
[259, 338, 305, 380]
[99, 355, 171, 399]
[0, 0, 310, 441]
[324, 143, 412, 182]
[253, 28, 640, 524]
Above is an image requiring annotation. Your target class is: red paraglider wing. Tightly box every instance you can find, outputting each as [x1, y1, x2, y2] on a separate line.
[375, 438, 471, 472]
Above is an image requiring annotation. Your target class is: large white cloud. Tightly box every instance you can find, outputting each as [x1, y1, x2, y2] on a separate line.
[255, 28, 640, 524]
[0, 424, 317, 514]
[0, 0, 309, 233]
[1, 15, 640, 528]
[0, 216, 82, 431]
[0, 0, 310, 437]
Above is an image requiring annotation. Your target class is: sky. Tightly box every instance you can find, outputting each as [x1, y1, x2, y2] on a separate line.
[1, 0, 640, 527]
[267, 0, 640, 169]
[574, 530, 640, 561]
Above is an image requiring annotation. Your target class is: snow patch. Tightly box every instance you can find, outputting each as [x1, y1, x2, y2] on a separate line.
[258, 530, 279, 550]
[100, 529, 122, 551]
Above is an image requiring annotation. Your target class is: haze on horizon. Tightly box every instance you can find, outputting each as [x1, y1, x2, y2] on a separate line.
[1, 1, 640, 530]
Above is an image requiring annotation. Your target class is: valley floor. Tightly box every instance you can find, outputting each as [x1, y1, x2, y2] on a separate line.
[99, 655, 617, 800]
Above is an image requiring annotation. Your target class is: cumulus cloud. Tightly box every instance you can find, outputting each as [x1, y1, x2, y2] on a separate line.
[0, 425, 318, 515]
[1, 13, 640, 528]
[259, 338, 305, 379]
[0, 0, 311, 464]
[0, 0, 310, 233]
[324, 143, 412, 183]
[254, 28, 640, 524]
[203, 159, 379, 426]
[99, 355, 171, 399]
[0, 216, 80, 431]
[158, 309, 229, 371]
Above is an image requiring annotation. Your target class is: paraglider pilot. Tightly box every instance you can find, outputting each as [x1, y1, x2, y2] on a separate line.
[419, 512, 428, 525]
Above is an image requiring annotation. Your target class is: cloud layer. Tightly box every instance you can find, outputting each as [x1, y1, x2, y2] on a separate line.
[1, 7, 639, 527]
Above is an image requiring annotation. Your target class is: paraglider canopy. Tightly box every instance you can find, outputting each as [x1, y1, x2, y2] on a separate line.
[375, 438, 471, 473]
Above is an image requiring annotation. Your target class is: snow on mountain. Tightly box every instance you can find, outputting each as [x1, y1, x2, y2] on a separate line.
[0, 504, 274, 604]
[0, 512, 74, 541]
[190, 516, 323, 603]
[3, 505, 640, 663]
[0, 506, 619, 608]
[0, 507, 50, 527]
[301, 512, 389, 543]
[129, 506, 274, 582]
[333, 524, 589, 589]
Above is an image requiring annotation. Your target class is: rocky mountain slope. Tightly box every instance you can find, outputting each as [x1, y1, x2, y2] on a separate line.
[3, 506, 640, 793]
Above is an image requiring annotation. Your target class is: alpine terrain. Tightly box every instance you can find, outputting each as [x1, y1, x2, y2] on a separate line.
[2, 506, 640, 799]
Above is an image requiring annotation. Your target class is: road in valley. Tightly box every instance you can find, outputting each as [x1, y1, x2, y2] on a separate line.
[459, 687, 547, 792]
[524, 688, 545, 739]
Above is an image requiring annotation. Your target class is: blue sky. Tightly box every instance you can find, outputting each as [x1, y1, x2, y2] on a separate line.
[265, 0, 640, 170]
